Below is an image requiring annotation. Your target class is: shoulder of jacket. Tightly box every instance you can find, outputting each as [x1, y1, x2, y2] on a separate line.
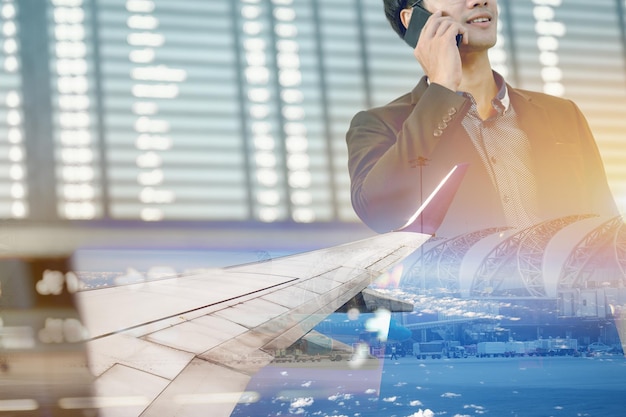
[362, 91, 414, 118]
[360, 77, 429, 116]
[510, 86, 574, 107]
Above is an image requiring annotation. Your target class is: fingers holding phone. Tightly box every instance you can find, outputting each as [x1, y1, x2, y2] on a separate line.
[404, 9, 467, 91]
[423, 12, 467, 48]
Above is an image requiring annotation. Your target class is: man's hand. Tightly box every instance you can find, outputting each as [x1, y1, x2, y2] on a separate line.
[414, 10, 468, 91]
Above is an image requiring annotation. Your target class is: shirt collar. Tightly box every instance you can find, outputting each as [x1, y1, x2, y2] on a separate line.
[425, 70, 510, 113]
[492, 70, 510, 113]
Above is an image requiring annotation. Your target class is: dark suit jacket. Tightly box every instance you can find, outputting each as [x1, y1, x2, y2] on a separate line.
[346, 77, 618, 236]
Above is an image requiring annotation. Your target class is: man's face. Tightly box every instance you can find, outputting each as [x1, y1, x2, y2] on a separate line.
[421, 0, 499, 50]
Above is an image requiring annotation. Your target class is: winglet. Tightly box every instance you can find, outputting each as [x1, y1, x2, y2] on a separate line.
[395, 163, 469, 234]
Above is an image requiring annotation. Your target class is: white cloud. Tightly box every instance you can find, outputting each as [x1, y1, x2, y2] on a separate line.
[464, 404, 487, 414]
[329, 394, 353, 402]
[290, 397, 313, 408]
[464, 404, 485, 410]
[441, 392, 461, 398]
[114, 267, 145, 285]
[406, 409, 435, 417]
[146, 265, 177, 280]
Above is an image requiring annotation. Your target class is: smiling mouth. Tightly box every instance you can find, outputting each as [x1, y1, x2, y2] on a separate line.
[468, 17, 491, 24]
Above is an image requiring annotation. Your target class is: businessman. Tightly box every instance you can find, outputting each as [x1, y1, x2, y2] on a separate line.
[346, 0, 618, 236]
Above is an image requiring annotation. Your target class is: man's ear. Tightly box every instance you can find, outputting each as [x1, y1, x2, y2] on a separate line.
[400, 8, 413, 30]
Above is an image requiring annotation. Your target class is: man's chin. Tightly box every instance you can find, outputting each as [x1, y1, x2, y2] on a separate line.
[461, 37, 497, 52]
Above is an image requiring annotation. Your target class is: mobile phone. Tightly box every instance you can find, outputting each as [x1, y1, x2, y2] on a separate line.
[403, 4, 462, 48]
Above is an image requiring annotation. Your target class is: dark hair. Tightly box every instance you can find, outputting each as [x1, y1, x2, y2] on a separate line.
[383, 0, 410, 39]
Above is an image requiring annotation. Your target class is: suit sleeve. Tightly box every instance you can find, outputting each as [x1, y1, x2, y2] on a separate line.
[346, 82, 469, 233]
[570, 101, 619, 217]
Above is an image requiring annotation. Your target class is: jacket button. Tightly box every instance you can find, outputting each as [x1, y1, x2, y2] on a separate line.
[434, 129, 443, 137]
[438, 121, 448, 130]
[448, 107, 457, 116]
[443, 115, 452, 122]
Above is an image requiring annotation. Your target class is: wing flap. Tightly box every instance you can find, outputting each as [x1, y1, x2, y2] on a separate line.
[87, 333, 194, 379]
[138, 359, 254, 417]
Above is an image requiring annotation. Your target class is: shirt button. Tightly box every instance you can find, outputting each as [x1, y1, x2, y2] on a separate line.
[433, 129, 443, 137]
[490, 156, 497, 164]
[503, 195, 510, 203]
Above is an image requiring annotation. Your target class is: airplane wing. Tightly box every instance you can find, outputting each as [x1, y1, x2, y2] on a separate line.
[0, 164, 465, 416]
[76, 231, 430, 417]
